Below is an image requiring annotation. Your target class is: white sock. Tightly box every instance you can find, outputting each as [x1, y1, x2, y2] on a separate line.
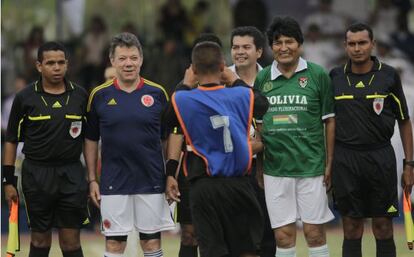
[276, 246, 296, 257]
[309, 244, 329, 257]
[104, 252, 124, 257]
[144, 249, 163, 257]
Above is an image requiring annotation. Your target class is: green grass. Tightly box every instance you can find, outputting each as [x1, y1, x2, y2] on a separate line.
[2, 224, 413, 257]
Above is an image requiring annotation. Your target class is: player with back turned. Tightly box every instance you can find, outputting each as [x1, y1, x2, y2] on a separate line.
[164, 41, 269, 257]
[166, 33, 224, 257]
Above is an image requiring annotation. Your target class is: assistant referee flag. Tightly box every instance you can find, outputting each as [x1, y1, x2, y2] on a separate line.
[6, 199, 19, 257]
[403, 191, 414, 250]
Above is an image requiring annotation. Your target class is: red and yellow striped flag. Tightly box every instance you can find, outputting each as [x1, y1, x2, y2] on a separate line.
[403, 191, 414, 250]
[6, 199, 19, 257]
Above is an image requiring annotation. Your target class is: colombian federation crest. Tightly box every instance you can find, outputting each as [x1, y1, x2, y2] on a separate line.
[103, 219, 111, 229]
[69, 121, 82, 138]
[373, 98, 384, 115]
[298, 77, 308, 88]
[141, 94, 154, 107]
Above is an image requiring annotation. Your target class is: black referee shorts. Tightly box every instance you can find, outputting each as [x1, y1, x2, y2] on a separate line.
[332, 144, 398, 218]
[21, 159, 89, 232]
[190, 176, 263, 257]
[176, 168, 192, 224]
[176, 151, 208, 224]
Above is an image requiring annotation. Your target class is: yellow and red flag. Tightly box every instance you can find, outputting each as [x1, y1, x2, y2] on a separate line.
[403, 191, 414, 250]
[6, 199, 20, 257]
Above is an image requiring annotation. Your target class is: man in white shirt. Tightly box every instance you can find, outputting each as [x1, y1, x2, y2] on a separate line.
[229, 26, 276, 257]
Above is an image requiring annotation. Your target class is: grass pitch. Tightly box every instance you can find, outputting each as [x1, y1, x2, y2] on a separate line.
[2, 224, 413, 256]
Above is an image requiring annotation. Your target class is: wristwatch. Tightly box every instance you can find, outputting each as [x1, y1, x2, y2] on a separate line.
[403, 159, 414, 167]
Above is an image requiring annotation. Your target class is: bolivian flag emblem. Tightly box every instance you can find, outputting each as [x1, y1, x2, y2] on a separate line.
[273, 114, 298, 124]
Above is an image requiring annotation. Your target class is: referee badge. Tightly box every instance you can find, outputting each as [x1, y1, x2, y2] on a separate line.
[373, 98, 384, 115]
[69, 121, 82, 138]
[141, 94, 154, 107]
[298, 77, 308, 88]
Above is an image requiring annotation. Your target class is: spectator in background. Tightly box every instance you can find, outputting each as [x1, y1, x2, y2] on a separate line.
[391, 15, 414, 63]
[233, 0, 268, 32]
[369, 0, 399, 42]
[1, 75, 27, 176]
[1, 75, 27, 135]
[61, 0, 85, 39]
[121, 21, 146, 47]
[1, 27, 14, 96]
[158, 0, 190, 44]
[303, 23, 340, 70]
[104, 66, 116, 82]
[23, 26, 44, 81]
[184, 1, 212, 49]
[79, 15, 109, 92]
[376, 38, 414, 87]
[303, 0, 347, 40]
[144, 38, 188, 96]
[392, 0, 412, 29]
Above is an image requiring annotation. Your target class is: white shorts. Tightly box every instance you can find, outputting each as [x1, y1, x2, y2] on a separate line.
[264, 175, 334, 229]
[100, 194, 175, 236]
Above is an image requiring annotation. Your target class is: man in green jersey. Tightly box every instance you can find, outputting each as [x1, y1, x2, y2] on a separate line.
[254, 16, 335, 257]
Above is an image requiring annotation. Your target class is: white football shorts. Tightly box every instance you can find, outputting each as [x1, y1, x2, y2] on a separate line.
[264, 174, 334, 228]
[100, 193, 175, 236]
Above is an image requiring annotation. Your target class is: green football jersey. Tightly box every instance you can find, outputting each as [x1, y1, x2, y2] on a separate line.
[254, 59, 334, 177]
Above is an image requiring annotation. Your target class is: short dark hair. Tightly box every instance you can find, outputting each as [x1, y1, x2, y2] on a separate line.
[231, 26, 265, 50]
[37, 41, 68, 62]
[266, 16, 304, 46]
[109, 32, 143, 59]
[192, 33, 222, 48]
[192, 42, 223, 75]
[345, 22, 374, 41]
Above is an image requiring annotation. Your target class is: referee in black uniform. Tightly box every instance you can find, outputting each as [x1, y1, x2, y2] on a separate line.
[2, 42, 89, 257]
[330, 23, 414, 257]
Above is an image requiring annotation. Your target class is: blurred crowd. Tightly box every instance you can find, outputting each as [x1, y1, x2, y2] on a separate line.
[2, 0, 414, 111]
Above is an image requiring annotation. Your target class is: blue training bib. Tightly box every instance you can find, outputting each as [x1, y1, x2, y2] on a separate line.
[173, 85, 253, 177]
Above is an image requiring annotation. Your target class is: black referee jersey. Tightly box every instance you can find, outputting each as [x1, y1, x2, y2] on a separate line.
[5, 78, 88, 164]
[330, 56, 410, 149]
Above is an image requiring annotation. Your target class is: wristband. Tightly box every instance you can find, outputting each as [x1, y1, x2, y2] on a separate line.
[2, 165, 17, 187]
[166, 159, 179, 177]
[403, 159, 414, 167]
